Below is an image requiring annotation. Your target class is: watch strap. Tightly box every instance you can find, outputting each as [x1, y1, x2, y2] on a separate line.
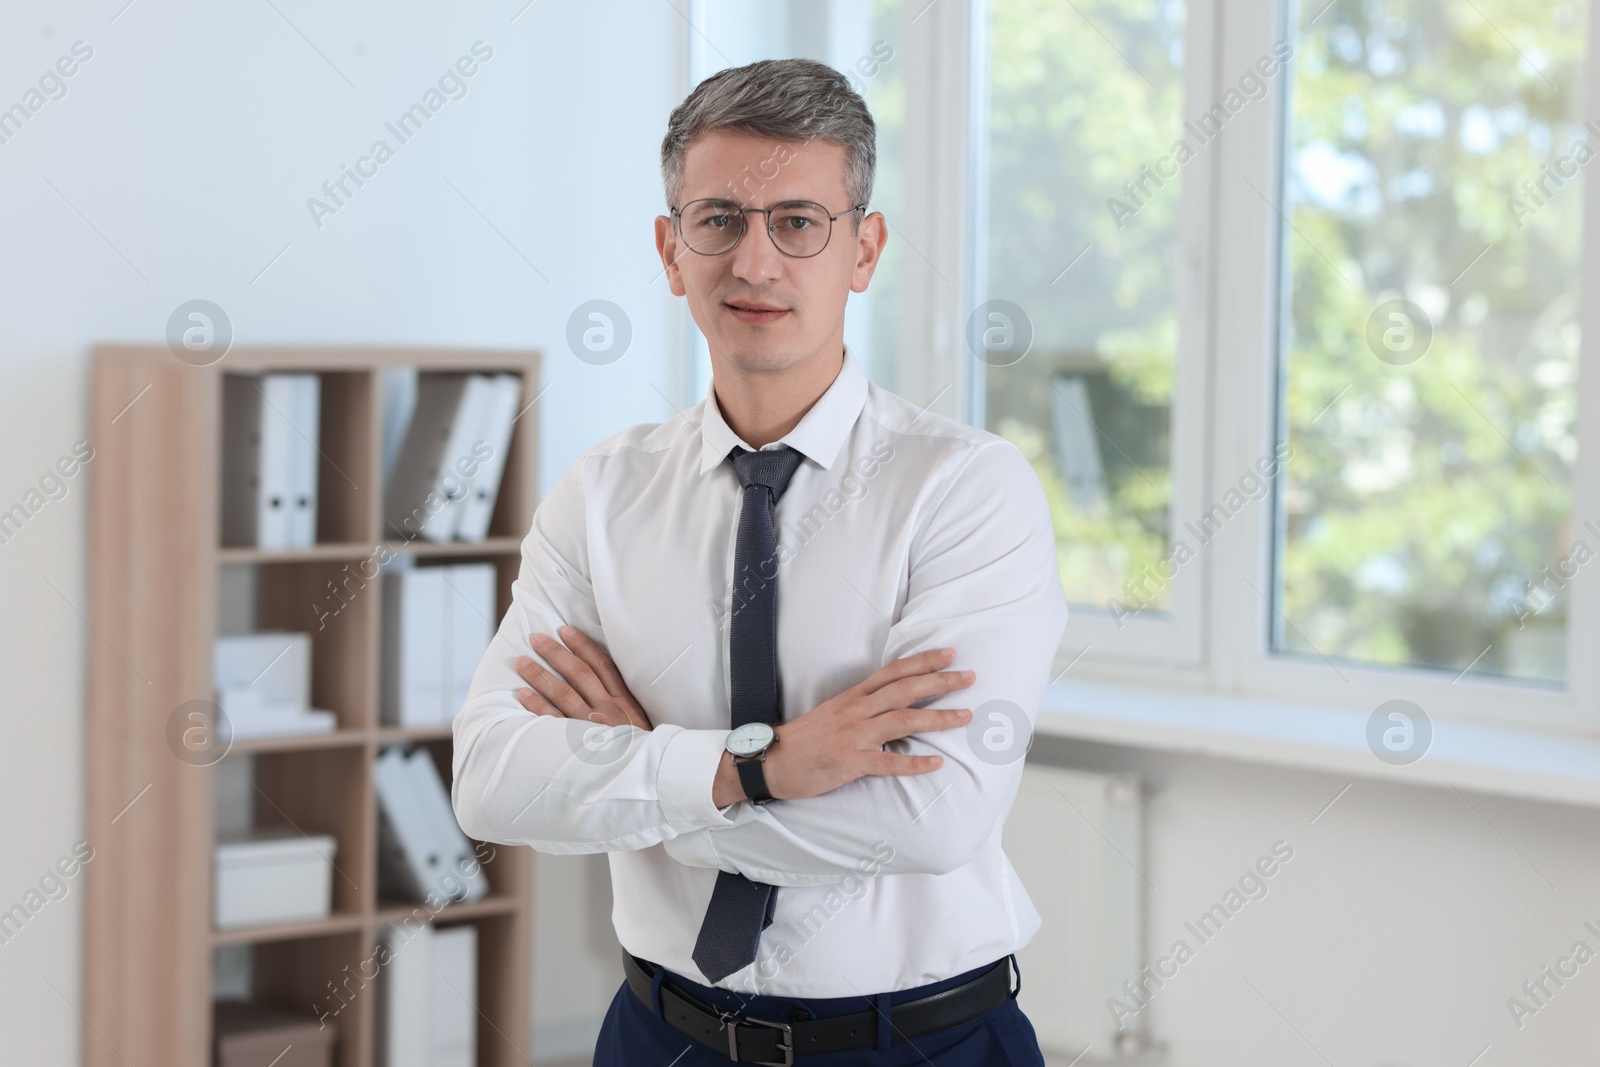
[735, 754, 774, 805]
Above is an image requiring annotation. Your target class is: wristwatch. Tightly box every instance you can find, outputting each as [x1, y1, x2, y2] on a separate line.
[725, 723, 778, 805]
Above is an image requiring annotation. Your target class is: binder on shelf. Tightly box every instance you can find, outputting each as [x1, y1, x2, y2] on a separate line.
[382, 568, 447, 728]
[403, 746, 487, 904]
[220, 373, 320, 548]
[434, 375, 496, 541]
[286, 374, 321, 547]
[375, 746, 488, 906]
[256, 375, 297, 550]
[374, 923, 477, 1067]
[376, 923, 432, 1067]
[385, 373, 496, 543]
[376, 746, 443, 905]
[445, 563, 496, 715]
[454, 374, 521, 542]
[382, 564, 496, 727]
[432, 925, 478, 1067]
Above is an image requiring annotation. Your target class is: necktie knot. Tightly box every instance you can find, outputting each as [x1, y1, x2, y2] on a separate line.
[729, 445, 805, 499]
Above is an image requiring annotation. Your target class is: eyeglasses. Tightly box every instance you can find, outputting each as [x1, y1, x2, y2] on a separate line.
[670, 198, 868, 259]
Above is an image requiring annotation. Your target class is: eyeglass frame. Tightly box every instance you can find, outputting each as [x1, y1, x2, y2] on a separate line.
[668, 198, 869, 259]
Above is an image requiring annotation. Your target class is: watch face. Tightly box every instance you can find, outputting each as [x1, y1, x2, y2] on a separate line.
[726, 722, 775, 757]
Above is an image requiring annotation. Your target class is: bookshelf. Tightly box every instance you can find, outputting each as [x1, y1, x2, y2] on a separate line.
[85, 346, 539, 1067]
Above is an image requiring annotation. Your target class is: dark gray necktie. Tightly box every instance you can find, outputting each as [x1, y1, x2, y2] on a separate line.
[690, 444, 805, 984]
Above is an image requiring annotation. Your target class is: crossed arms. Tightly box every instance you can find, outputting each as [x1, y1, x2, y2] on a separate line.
[449, 440, 1068, 888]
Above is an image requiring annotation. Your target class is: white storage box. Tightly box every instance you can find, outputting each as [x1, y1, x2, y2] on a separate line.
[213, 830, 337, 930]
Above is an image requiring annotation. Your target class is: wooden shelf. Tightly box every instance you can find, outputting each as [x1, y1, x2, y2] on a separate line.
[387, 536, 524, 557]
[373, 894, 521, 927]
[86, 346, 540, 1067]
[216, 537, 524, 565]
[211, 895, 522, 948]
[375, 724, 455, 744]
[218, 542, 378, 565]
[212, 913, 368, 947]
[227, 724, 489, 754]
[229, 729, 371, 755]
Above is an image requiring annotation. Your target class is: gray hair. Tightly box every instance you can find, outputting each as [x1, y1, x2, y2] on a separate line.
[660, 58, 876, 216]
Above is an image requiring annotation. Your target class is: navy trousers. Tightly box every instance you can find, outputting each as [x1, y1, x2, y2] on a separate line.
[591, 958, 1047, 1066]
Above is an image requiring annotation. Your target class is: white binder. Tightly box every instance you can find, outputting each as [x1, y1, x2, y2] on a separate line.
[374, 747, 488, 905]
[381, 568, 446, 727]
[257, 375, 297, 549]
[433, 375, 496, 541]
[432, 925, 478, 1067]
[376, 746, 447, 904]
[375, 921, 477, 1067]
[444, 563, 496, 716]
[220, 374, 314, 549]
[285, 374, 321, 547]
[385, 374, 496, 543]
[454, 374, 522, 542]
[376, 922, 432, 1067]
[403, 747, 488, 904]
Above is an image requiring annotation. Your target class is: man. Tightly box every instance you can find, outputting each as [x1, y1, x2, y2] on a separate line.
[452, 57, 1068, 1064]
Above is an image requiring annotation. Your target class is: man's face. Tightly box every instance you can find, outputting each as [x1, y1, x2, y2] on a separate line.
[656, 129, 886, 376]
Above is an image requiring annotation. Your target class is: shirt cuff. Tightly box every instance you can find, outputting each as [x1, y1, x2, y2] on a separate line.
[657, 727, 738, 834]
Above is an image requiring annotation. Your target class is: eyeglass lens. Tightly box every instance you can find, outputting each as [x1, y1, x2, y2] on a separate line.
[678, 200, 837, 258]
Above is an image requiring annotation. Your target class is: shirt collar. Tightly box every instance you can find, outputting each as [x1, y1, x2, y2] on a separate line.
[696, 345, 869, 475]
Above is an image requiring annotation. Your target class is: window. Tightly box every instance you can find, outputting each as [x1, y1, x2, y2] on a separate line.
[690, 0, 1600, 729]
[970, 0, 1211, 662]
[1275, 0, 1587, 686]
[978, 0, 1188, 611]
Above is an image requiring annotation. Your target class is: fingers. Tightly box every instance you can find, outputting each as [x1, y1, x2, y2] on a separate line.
[578, 707, 635, 729]
[869, 706, 972, 746]
[862, 669, 975, 716]
[556, 625, 630, 699]
[865, 750, 945, 777]
[514, 681, 561, 717]
[528, 632, 609, 705]
[857, 647, 958, 696]
[515, 653, 588, 717]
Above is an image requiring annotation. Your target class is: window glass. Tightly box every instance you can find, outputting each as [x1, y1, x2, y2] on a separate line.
[980, 0, 1188, 611]
[1276, 1, 1586, 683]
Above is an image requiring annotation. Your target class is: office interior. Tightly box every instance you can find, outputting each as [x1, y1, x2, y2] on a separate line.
[2, 1, 1599, 1065]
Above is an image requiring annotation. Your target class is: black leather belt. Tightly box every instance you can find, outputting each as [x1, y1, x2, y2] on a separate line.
[622, 950, 1015, 1065]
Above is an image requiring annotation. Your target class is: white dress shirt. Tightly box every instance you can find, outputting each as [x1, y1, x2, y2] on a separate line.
[452, 347, 1069, 997]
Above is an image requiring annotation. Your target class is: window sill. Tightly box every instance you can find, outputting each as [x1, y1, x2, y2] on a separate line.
[1036, 677, 1600, 810]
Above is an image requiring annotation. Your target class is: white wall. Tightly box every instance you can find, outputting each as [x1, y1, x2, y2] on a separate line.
[0, 0, 683, 1060]
[1029, 736, 1600, 1065]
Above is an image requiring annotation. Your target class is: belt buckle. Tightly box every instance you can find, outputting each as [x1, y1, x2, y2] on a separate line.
[717, 1009, 794, 1066]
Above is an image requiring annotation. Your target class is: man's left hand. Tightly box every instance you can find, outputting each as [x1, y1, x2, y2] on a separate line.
[514, 626, 653, 731]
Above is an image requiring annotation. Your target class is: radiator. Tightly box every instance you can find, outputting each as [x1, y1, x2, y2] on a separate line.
[1003, 763, 1147, 1055]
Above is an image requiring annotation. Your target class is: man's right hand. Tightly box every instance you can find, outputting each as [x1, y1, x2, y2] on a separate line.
[713, 648, 974, 807]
